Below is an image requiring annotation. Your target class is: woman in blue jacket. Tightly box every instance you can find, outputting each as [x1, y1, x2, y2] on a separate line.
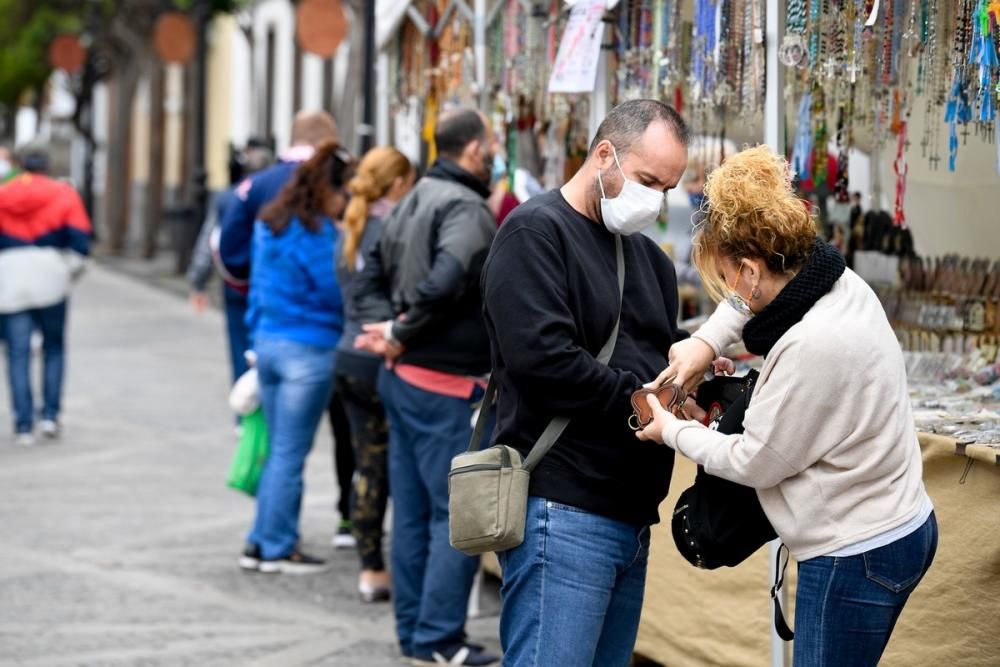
[239, 142, 354, 573]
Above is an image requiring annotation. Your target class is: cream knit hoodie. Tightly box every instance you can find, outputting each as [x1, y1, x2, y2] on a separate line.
[663, 269, 930, 560]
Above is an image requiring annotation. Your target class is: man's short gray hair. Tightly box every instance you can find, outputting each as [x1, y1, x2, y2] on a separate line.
[589, 99, 690, 157]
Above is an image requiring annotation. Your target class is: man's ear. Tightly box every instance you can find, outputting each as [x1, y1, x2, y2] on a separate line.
[592, 140, 614, 170]
[465, 138, 484, 160]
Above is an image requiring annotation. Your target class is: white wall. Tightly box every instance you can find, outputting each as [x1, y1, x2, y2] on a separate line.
[14, 108, 38, 147]
[253, 0, 295, 150]
[301, 53, 324, 111]
[876, 106, 1000, 258]
[228, 21, 253, 148]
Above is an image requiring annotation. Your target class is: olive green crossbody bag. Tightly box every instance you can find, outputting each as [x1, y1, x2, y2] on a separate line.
[448, 235, 624, 556]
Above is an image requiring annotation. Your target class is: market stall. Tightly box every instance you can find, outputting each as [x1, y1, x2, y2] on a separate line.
[635, 431, 1000, 667]
[379, 0, 1000, 664]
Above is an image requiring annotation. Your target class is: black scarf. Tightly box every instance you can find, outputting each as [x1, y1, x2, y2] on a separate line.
[742, 239, 846, 358]
[427, 159, 491, 199]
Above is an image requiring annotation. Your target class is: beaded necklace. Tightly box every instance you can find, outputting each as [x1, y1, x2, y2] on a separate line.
[782, 0, 810, 68]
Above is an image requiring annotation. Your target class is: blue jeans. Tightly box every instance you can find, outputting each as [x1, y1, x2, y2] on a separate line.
[5, 302, 67, 433]
[497, 497, 650, 667]
[794, 512, 938, 666]
[249, 338, 337, 560]
[378, 368, 489, 655]
[223, 285, 249, 385]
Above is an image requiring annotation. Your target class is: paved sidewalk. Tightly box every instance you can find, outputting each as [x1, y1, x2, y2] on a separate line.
[0, 265, 500, 666]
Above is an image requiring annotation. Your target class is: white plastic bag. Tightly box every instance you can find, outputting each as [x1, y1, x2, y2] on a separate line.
[229, 368, 260, 416]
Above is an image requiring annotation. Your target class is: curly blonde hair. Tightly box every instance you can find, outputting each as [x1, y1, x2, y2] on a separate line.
[692, 145, 818, 302]
[341, 146, 412, 268]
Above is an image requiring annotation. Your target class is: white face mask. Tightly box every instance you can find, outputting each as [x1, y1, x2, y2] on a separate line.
[0, 159, 10, 179]
[597, 146, 664, 235]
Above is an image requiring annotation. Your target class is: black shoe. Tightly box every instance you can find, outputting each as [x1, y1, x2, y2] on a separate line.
[258, 549, 327, 574]
[238, 543, 261, 571]
[411, 643, 500, 666]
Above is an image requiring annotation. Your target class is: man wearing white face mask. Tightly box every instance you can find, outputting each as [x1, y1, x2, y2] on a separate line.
[481, 100, 690, 666]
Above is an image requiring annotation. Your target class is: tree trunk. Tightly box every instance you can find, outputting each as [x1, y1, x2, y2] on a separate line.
[143, 61, 166, 259]
[105, 58, 140, 254]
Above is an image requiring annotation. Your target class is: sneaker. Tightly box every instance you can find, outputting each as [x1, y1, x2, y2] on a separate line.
[258, 549, 327, 574]
[332, 520, 357, 549]
[15, 432, 35, 447]
[40, 419, 61, 439]
[359, 580, 391, 603]
[238, 543, 262, 571]
[411, 644, 500, 666]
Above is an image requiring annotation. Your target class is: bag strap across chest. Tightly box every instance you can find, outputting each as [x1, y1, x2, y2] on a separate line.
[468, 233, 625, 473]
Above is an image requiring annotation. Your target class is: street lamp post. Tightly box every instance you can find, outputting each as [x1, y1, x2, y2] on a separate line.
[181, 0, 210, 273]
[360, 0, 376, 155]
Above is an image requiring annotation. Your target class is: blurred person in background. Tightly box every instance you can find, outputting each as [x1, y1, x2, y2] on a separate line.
[486, 149, 519, 226]
[353, 109, 500, 666]
[335, 146, 415, 602]
[187, 141, 274, 388]
[217, 111, 356, 548]
[0, 145, 18, 183]
[0, 143, 91, 446]
[237, 142, 353, 574]
[0, 144, 14, 345]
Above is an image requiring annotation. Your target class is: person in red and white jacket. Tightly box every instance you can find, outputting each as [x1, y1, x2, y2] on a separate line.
[0, 143, 91, 446]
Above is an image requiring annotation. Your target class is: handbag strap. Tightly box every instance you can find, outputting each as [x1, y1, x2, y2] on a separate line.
[770, 542, 795, 641]
[468, 234, 626, 474]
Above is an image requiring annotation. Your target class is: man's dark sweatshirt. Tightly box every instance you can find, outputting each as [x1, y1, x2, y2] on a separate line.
[481, 189, 687, 527]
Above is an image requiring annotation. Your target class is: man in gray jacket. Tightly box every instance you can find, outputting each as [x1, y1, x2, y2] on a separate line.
[353, 108, 500, 666]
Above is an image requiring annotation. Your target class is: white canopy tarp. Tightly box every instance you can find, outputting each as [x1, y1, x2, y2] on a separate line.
[376, 0, 620, 50]
[376, 0, 413, 50]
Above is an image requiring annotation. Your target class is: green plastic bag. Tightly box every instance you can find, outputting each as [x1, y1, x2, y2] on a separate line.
[227, 408, 269, 496]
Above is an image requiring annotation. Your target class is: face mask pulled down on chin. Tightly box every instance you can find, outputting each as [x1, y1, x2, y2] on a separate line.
[726, 265, 756, 317]
[597, 145, 664, 236]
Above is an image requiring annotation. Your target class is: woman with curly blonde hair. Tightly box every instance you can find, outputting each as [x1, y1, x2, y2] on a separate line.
[637, 145, 936, 666]
[334, 146, 414, 602]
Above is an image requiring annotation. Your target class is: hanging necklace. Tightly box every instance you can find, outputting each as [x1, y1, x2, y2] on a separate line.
[808, 0, 824, 70]
[783, 0, 810, 68]
[691, 0, 719, 105]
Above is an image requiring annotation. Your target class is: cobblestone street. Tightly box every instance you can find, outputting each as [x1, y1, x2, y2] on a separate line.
[0, 265, 500, 667]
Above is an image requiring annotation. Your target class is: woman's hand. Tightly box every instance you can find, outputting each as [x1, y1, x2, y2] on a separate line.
[645, 337, 716, 395]
[712, 357, 736, 376]
[636, 393, 677, 444]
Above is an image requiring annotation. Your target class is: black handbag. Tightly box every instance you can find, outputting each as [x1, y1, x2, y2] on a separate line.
[670, 370, 794, 640]
[671, 370, 775, 570]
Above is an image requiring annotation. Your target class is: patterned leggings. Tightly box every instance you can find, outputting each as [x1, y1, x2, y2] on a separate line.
[335, 367, 390, 572]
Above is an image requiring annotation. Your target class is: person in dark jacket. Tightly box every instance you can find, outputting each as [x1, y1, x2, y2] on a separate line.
[353, 109, 500, 666]
[481, 100, 690, 666]
[237, 142, 353, 574]
[335, 146, 415, 603]
[187, 143, 274, 386]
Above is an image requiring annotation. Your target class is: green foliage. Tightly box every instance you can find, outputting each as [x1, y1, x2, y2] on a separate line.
[0, 1, 81, 105]
[0, 0, 245, 107]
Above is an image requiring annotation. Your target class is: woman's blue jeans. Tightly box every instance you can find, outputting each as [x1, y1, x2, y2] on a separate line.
[248, 338, 336, 560]
[794, 512, 938, 666]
